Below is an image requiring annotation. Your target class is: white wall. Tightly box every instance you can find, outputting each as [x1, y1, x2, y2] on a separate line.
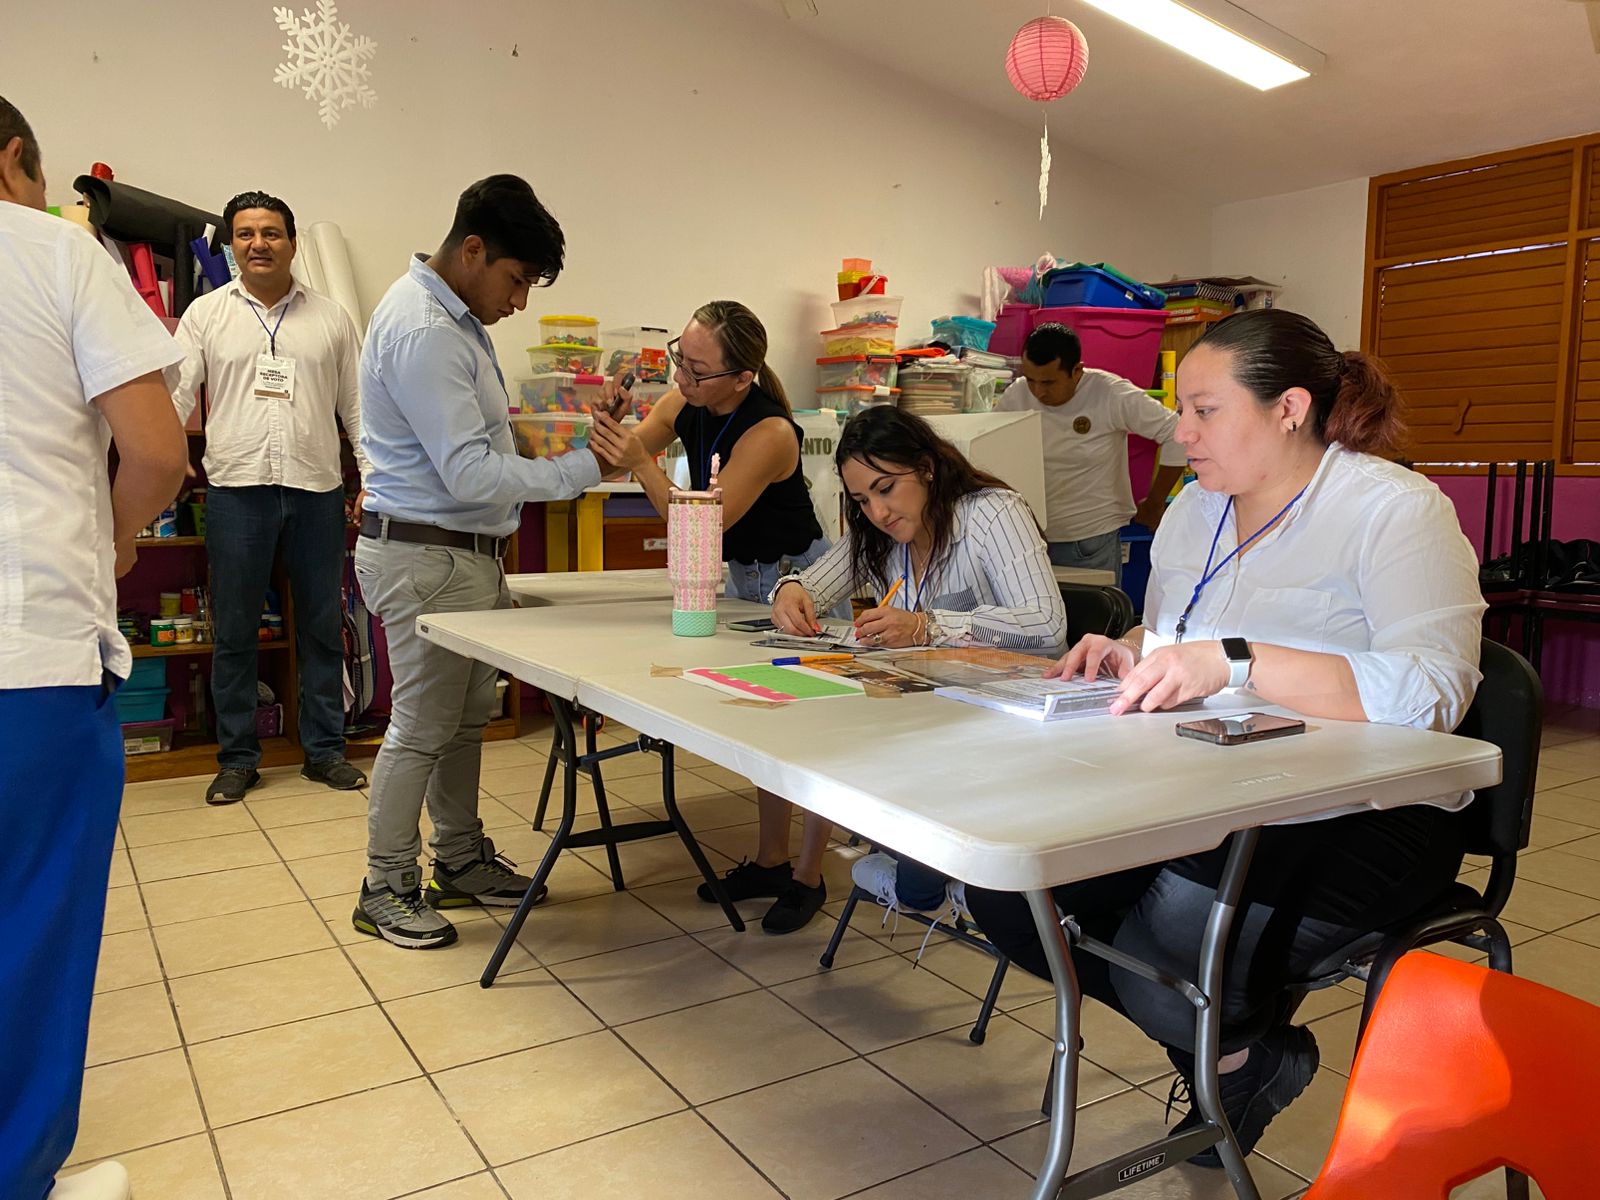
[3, 0, 1211, 394]
[1210, 176, 1370, 349]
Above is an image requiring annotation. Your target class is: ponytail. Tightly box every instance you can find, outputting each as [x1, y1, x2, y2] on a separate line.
[1326, 350, 1404, 458]
[1196, 309, 1407, 458]
[756, 365, 792, 416]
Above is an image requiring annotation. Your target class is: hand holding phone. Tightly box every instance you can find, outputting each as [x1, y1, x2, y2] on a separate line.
[608, 370, 635, 419]
[1175, 712, 1306, 745]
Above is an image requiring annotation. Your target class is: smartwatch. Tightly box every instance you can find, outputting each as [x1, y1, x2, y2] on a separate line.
[1221, 637, 1253, 689]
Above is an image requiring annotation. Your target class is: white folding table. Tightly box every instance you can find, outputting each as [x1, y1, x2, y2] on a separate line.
[418, 598, 1500, 1200]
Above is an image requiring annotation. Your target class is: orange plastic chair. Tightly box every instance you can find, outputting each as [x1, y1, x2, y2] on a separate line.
[1304, 950, 1600, 1199]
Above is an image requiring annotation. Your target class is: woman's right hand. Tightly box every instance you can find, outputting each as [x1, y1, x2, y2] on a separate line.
[598, 366, 635, 420]
[771, 580, 821, 636]
[1046, 633, 1138, 682]
[587, 409, 653, 475]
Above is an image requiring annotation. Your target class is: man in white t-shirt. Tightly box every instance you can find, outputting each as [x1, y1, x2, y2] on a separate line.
[995, 322, 1188, 584]
[0, 97, 189, 1200]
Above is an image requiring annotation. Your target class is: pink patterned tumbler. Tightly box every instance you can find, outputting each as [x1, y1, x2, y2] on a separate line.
[668, 484, 722, 637]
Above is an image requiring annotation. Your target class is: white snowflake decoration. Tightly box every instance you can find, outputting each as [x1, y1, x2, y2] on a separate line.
[273, 0, 377, 130]
[1038, 116, 1053, 221]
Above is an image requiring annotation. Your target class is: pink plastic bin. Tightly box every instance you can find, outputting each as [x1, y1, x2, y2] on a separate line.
[990, 304, 1035, 358]
[1031, 305, 1168, 389]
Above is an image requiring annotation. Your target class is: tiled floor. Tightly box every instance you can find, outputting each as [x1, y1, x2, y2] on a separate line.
[66, 710, 1599, 1199]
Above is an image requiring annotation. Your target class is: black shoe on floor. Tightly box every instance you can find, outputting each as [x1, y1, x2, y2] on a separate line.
[696, 858, 793, 904]
[761, 878, 827, 934]
[1165, 1025, 1320, 1167]
[205, 767, 261, 806]
[302, 757, 367, 790]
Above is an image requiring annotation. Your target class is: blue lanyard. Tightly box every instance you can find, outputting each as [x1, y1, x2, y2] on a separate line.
[901, 543, 932, 611]
[247, 298, 289, 358]
[1174, 484, 1309, 642]
[696, 406, 739, 489]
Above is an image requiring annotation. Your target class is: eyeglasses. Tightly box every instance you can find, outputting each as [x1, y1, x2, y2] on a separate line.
[667, 337, 744, 387]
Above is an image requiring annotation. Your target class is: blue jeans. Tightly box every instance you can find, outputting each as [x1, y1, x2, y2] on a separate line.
[208, 485, 348, 769]
[1049, 529, 1123, 586]
[0, 676, 123, 1200]
[726, 537, 850, 619]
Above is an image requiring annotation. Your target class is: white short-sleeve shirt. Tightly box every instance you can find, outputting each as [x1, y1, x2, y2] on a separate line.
[0, 203, 185, 688]
[995, 369, 1187, 543]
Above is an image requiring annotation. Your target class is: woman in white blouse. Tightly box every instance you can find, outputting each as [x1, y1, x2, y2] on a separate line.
[966, 309, 1486, 1165]
[694, 405, 1067, 934]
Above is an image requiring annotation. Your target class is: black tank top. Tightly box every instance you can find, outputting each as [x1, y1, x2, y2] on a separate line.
[674, 384, 823, 565]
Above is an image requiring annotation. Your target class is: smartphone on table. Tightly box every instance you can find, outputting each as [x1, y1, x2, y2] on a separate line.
[727, 617, 777, 632]
[1175, 712, 1306, 745]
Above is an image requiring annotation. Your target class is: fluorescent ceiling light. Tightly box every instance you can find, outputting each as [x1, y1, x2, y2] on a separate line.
[1078, 0, 1321, 90]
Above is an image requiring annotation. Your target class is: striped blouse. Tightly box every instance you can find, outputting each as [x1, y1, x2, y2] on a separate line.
[776, 488, 1068, 653]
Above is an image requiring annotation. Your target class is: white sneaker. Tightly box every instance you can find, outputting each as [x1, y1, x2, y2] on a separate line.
[947, 880, 970, 921]
[52, 1162, 132, 1200]
[850, 851, 899, 907]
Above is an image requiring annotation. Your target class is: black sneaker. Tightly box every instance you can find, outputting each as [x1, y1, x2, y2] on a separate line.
[302, 757, 367, 790]
[1165, 1025, 1320, 1167]
[761, 878, 827, 934]
[696, 859, 793, 904]
[205, 767, 260, 806]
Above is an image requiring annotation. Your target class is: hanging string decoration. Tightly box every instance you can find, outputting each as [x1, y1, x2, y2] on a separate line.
[1005, 16, 1089, 219]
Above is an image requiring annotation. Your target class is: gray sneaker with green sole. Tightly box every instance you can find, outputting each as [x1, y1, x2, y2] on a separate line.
[427, 836, 547, 909]
[353, 867, 458, 949]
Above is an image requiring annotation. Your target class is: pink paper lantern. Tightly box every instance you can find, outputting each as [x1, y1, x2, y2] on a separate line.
[1006, 16, 1089, 102]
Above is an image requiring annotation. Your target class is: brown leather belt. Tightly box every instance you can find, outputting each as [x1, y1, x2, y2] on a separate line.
[359, 512, 508, 558]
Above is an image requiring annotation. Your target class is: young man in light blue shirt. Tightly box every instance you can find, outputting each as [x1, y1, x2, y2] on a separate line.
[353, 175, 619, 948]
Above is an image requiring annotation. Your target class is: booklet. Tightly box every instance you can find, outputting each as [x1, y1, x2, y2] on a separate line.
[935, 675, 1125, 721]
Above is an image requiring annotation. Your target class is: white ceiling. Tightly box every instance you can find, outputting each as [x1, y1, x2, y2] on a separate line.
[744, 0, 1600, 204]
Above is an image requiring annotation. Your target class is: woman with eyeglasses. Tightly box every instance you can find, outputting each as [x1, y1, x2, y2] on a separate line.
[587, 300, 834, 606]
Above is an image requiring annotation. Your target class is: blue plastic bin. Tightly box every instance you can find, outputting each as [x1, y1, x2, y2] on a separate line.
[1119, 523, 1154, 616]
[115, 686, 170, 724]
[125, 658, 166, 689]
[930, 315, 997, 351]
[1043, 267, 1166, 311]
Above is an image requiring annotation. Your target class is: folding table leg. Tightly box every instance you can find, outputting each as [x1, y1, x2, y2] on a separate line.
[481, 696, 581, 987]
[585, 709, 627, 890]
[1191, 829, 1262, 1200]
[530, 724, 562, 832]
[1025, 888, 1083, 1200]
[653, 740, 745, 933]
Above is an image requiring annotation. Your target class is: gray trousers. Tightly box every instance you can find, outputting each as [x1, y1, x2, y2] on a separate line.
[354, 534, 510, 884]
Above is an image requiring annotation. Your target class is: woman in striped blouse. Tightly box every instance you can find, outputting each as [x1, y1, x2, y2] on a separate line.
[693, 406, 1067, 934]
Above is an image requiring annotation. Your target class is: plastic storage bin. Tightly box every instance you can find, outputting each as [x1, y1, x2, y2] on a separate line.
[126, 658, 167, 689]
[122, 718, 176, 756]
[1042, 266, 1166, 311]
[990, 303, 1035, 357]
[817, 355, 897, 389]
[816, 385, 899, 416]
[1119, 523, 1154, 616]
[930, 315, 997, 351]
[604, 325, 672, 384]
[1031, 306, 1168, 389]
[527, 344, 602, 375]
[537, 314, 600, 346]
[510, 412, 592, 459]
[115, 685, 170, 724]
[898, 363, 969, 417]
[518, 372, 606, 414]
[820, 325, 897, 357]
[830, 294, 903, 328]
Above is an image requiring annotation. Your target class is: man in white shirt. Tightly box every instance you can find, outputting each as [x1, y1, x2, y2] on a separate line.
[995, 323, 1189, 584]
[0, 96, 189, 1200]
[172, 191, 370, 804]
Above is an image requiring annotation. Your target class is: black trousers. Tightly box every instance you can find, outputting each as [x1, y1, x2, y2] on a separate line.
[965, 803, 1467, 1056]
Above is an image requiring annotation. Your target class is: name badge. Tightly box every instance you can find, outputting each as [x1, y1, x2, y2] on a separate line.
[254, 354, 296, 402]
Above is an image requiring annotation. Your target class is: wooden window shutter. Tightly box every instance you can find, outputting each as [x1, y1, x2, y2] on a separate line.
[1576, 239, 1600, 464]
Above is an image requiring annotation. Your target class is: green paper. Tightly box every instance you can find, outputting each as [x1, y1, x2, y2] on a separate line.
[699, 663, 862, 700]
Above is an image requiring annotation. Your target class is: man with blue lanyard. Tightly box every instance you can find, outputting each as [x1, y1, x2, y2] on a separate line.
[353, 175, 620, 949]
[0, 95, 189, 1200]
[172, 190, 371, 804]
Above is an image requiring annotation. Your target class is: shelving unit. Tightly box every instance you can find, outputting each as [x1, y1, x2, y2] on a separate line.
[131, 641, 290, 659]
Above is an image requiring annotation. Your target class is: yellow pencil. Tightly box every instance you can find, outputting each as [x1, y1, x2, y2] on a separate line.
[878, 577, 904, 609]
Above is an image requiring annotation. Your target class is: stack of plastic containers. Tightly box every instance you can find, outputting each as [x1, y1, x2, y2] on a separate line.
[817, 289, 902, 409]
[1032, 266, 1168, 389]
